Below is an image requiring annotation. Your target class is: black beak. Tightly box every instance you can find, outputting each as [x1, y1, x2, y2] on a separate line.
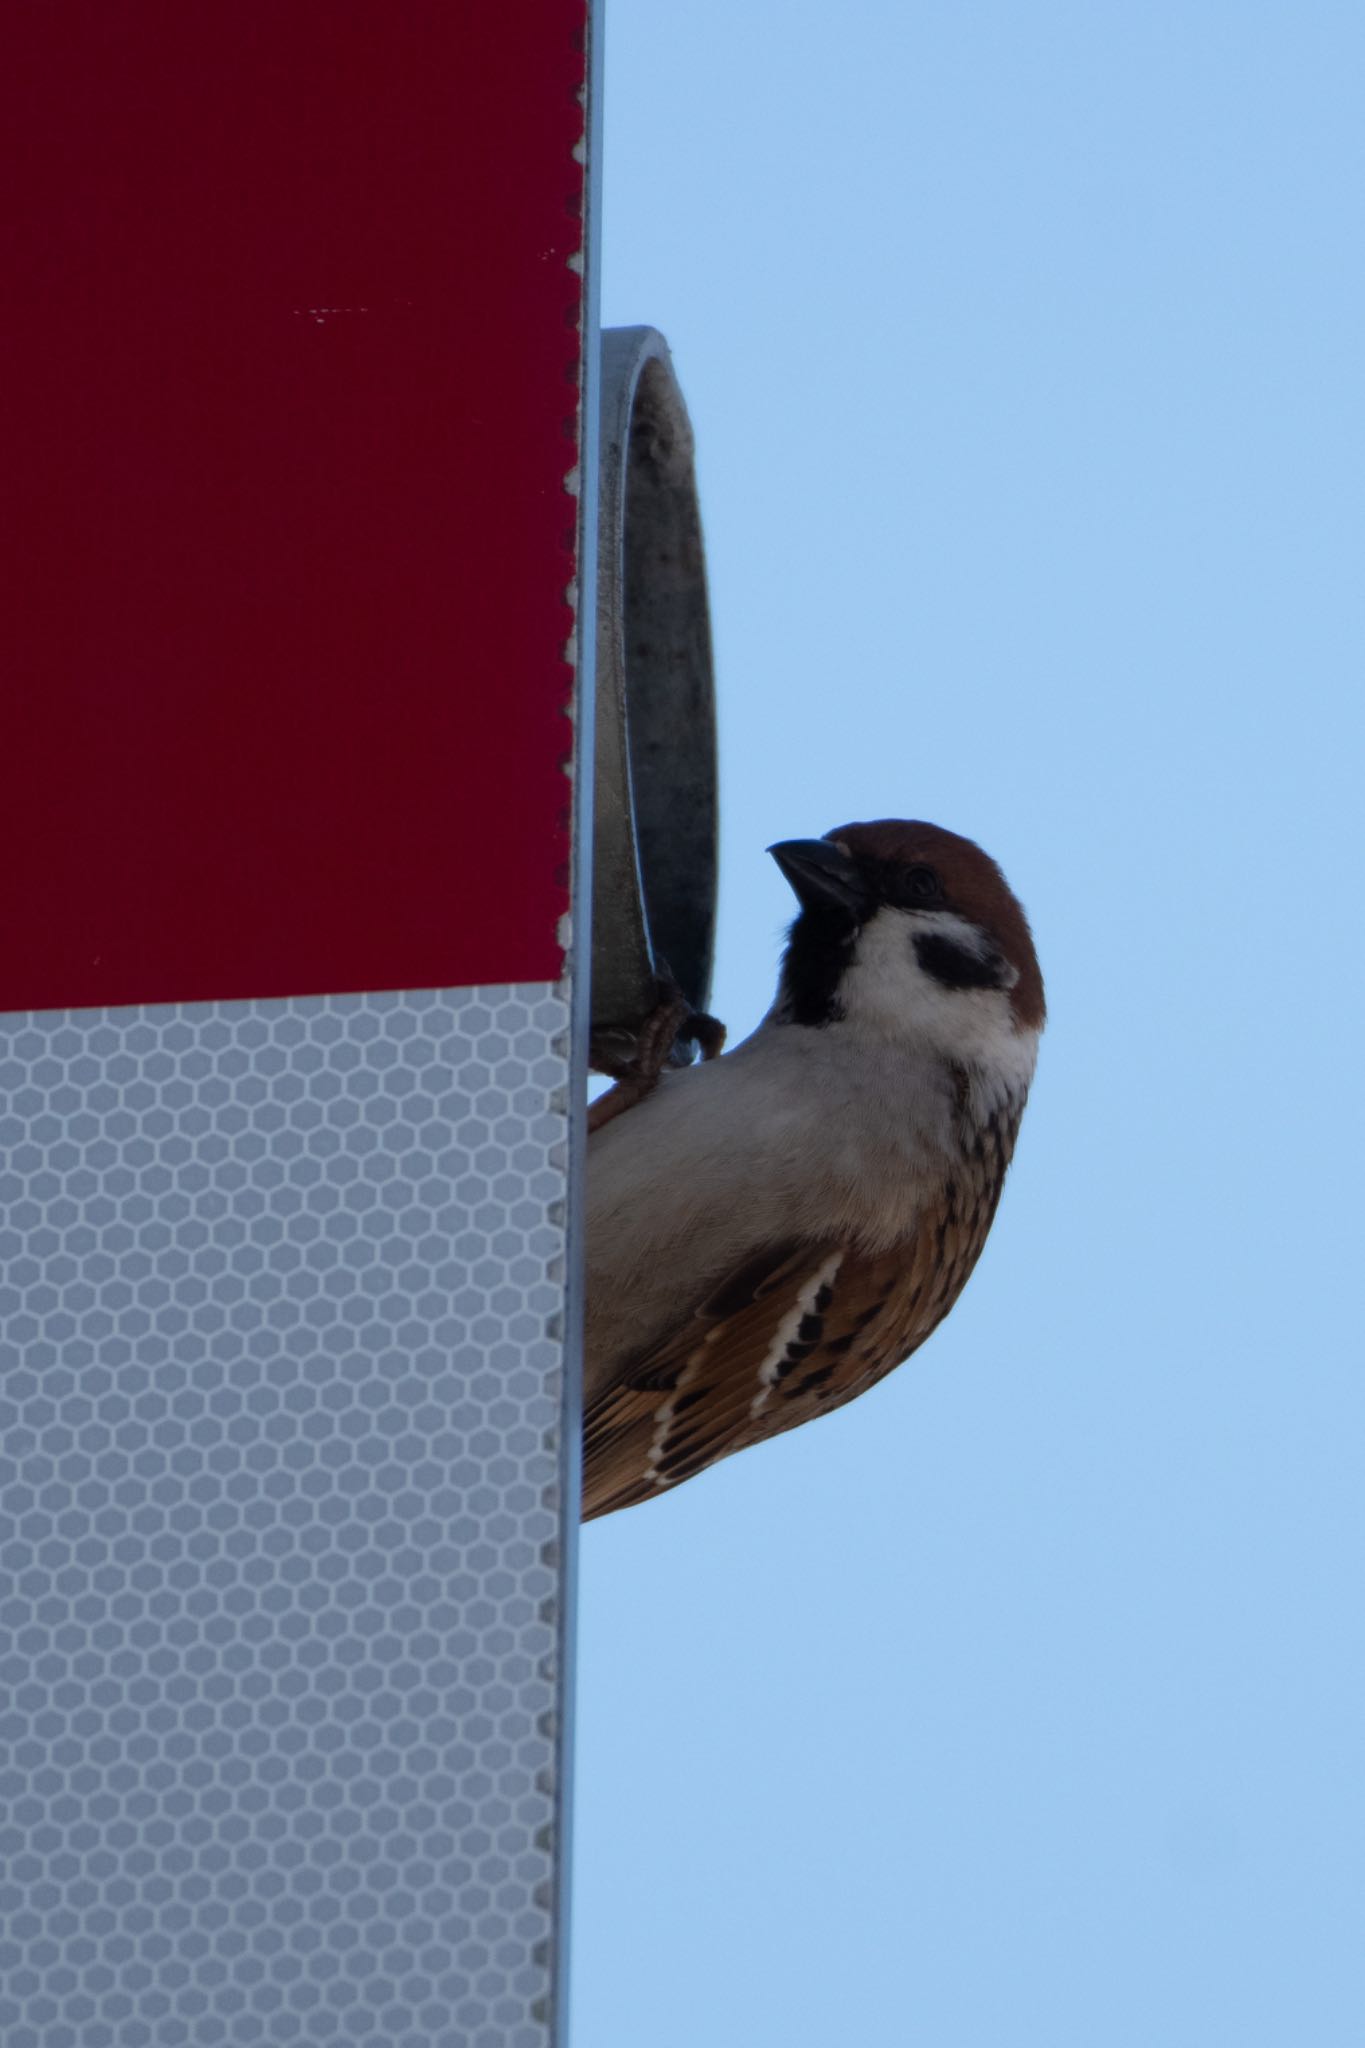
[767, 838, 868, 917]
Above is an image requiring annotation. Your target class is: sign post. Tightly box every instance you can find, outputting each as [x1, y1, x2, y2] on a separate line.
[0, 9, 598, 2044]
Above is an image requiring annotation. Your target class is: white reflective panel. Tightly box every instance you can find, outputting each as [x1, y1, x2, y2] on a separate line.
[0, 985, 574, 2048]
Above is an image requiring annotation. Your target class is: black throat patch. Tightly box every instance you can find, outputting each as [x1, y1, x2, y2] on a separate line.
[778, 907, 859, 1026]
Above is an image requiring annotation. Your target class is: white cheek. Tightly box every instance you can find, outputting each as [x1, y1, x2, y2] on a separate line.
[837, 908, 1037, 1088]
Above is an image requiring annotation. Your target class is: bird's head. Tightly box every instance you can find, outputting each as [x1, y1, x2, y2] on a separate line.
[768, 820, 1045, 1060]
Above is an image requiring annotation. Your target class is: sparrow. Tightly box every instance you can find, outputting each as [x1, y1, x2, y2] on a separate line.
[582, 819, 1044, 1521]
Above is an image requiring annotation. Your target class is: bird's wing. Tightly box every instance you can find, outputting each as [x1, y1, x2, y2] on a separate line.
[582, 1220, 969, 1521]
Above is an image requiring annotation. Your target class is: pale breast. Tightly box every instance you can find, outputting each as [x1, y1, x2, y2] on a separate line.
[584, 1024, 967, 1407]
[581, 1099, 1023, 1520]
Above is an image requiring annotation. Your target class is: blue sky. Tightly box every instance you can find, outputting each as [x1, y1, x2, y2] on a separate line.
[573, 5, 1365, 2043]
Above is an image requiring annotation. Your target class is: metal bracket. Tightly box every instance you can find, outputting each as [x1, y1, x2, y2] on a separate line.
[591, 326, 718, 1069]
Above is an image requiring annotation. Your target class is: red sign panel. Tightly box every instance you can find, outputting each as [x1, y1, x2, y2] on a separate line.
[0, 3, 588, 1008]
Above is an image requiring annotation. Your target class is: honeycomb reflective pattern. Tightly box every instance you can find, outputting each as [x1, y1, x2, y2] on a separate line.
[0, 987, 574, 2048]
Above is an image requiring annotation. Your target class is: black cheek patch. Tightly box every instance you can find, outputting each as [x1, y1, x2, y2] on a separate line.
[914, 931, 1007, 993]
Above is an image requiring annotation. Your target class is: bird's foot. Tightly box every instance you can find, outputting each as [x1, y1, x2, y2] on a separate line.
[588, 976, 726, 1135]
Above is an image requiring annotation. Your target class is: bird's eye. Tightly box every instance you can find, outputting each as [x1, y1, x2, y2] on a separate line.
[904, 865, 942, 903]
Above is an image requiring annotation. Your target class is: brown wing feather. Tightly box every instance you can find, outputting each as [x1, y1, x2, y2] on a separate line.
[583, 1242, 824, 1520]
[582, 1217, 979, 1521]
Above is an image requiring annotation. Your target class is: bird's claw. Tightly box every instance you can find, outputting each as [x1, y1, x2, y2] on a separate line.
[587, 975, 726, 1135]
